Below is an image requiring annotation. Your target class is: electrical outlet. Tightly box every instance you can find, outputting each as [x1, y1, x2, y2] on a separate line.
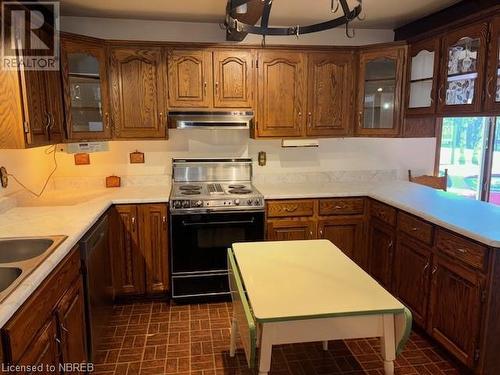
[0, 166, 8, 188]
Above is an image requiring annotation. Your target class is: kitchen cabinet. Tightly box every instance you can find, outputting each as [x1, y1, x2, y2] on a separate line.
[368, 218, 395, 290]
[110, 46, 167, 138]
[61, 36, 111, 140]
[267, 219, 316, 241]
[405, 37, 440, 116]
[55, 279, 87, 369]
[1, 247, 86, 369]
[437, 22, 488, 115]
[356, 45, 406, 137]
[110, 204, 169, 297]
[428, 255, 484, 367]
[16, 318, 60, 374]
[485, 16, 500, 113]
[306, 52, 355, 137]
[213, 50, 254, 108]
[393, 234, 432, 327]
[139, 204, 169, 294]
[318, 217, 365, 266]
[256, 51, 306, 137]
[167, 49, 213, 108]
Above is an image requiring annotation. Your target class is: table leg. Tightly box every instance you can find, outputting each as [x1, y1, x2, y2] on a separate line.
[230, 316, 238, 357]
[258, 325, 273, 375]
[322, 341, 328, 351]
[380, 314, 396, 375]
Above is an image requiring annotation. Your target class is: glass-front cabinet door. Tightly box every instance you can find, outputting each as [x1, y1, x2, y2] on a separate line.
[406, 37, 440, 115]
[438, 23, 488, 115]
[485, 16, 500, 113]
[61, 37, 111, 140]
[356, 46, 406, 136]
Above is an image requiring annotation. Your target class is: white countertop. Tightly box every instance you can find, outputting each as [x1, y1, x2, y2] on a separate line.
[0, 185, 170, 328]
[1, 179, 500, 328]
[255, 180, 500, 248]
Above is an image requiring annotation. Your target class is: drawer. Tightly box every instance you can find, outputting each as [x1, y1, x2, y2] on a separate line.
[3, 247, 81, 363]
[370, 200, 396, 226]
[319, 198, 365, 216]
[267, 200, 315, 218]
[436, 229, 488, 271]
[398, 212, 434, 245]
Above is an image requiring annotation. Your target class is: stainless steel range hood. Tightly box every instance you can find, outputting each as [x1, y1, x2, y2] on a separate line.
[168, 111, 253, 130]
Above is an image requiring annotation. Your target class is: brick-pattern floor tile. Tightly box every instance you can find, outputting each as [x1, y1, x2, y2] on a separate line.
[95, 300, 468, 375]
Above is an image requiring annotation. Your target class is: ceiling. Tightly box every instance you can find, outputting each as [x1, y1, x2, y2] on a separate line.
[59, 0, 462, 29]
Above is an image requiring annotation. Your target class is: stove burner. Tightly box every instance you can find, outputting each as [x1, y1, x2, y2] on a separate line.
[181, 190, 201, 195]
[179, 185, 202, 191]
[228, 184, 246, 189]
[229, 188, 252, 194]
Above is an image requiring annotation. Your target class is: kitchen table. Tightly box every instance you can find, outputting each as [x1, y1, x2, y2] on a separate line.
[228, 239, 412, 375]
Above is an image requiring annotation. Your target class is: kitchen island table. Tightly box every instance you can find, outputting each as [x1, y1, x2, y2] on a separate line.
[228, 239, 412, 375]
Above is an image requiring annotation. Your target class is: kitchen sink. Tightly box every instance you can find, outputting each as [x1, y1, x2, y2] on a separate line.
[0, 236, 67, 303]
[0, 268, 22, 293]
[0, 238, 54, 263]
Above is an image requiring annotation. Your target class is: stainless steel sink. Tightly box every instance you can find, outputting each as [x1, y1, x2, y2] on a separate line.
[0, 238, 54, 263]
[0, 236, 67, 302]
[0, 268, 22, 293]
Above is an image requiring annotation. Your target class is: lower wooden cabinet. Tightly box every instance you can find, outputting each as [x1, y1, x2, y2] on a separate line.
[267, 219, 316, 241]
[368, 218, 395, 290]
[393, 234, 432, 326]
[428, 255, 484, 368]
[318, 217, 366, 267]
[110, 203, 169, 297]
[1, 247, 86, 371]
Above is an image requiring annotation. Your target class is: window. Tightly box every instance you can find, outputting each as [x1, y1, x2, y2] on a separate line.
[438, 117, 500, 205]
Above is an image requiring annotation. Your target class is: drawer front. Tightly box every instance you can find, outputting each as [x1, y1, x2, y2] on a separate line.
[370, 200, 396, 226]
[319, 198, 365, 216]
[4, 247, 81, 363]
[436, 229, 488, 271]
[267, 200, 315, 218]
[398, 212, 434, 245]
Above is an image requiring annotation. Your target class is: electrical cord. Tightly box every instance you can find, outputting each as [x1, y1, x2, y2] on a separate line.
[7, 144, 59, 198]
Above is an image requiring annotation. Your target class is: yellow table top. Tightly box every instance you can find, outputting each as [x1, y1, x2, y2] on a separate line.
[232, 239, 405, 322]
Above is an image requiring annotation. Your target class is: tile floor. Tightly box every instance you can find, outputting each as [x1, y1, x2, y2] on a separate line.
[93, 300, 469, 375]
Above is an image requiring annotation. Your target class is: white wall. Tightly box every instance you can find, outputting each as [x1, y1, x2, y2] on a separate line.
[61, 16, 394, 45]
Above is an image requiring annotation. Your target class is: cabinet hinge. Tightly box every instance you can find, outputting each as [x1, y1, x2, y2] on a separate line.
[474, 348, 481, 363]
[23, 121, 29, 133]
[481, 288, 488, 303]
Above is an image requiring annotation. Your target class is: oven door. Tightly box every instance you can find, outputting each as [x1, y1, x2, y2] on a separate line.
[170, 210, 264, 299]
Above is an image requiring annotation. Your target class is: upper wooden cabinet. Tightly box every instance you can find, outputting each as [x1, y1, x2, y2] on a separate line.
[61, 36, 111, 141]
[257, 50, 306, 137]
[110, 46, 167, 138]
[213, 50, 254, 108]
[167, 49, 213, 108]
[437, 23, 488, 115]
[306, 52, 355, 137]
[356, 45, 406, 137]
[485, 16, 500, 113]
[405, 37, 440, 116]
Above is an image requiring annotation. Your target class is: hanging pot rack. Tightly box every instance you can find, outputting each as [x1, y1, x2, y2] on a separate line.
[225, 0, 363, 41]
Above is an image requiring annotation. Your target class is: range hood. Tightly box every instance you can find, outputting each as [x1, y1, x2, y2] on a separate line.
[168, 111, 253, 130]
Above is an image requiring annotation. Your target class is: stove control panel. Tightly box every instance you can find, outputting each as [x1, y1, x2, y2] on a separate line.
[171, 198, 264, 210]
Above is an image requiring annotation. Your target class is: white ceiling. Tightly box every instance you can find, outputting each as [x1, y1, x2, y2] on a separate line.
[59, 0, 461, 29]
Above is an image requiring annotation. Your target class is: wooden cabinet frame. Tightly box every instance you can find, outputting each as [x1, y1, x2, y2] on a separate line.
[485, 16, 500, 113]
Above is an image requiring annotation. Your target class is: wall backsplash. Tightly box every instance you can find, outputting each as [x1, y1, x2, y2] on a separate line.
[0, 130, 436, 197]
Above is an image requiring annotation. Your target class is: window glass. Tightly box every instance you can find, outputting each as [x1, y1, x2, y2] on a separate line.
[489, 119, 500, 205]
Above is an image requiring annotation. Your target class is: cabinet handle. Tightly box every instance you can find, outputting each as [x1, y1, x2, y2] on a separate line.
[486, 77, 494, 99]
[358, 110, 363, 128]
[204, 81, 207, 96]
[215, 81, 219, 96]
[319, 229, 323, 237]
[388, 240, 393, 249]
[162, 215, 167, 228]
[307, 112, 312, 128]
[457, 248, 468, 254]
[423, 262, 430, 272]
[309, 231, 314, 239]
[105, 112, 110, 130]
[283, 205, 298, 212]
[55, 337, 61, 344]
[432, 265, 438, 275]
[131, 217, 136, 231]
[334, 205, 343, 209]
[159, 112, 164, 128]
[411, 227, 419, 232]
[438, 84, 444, 104]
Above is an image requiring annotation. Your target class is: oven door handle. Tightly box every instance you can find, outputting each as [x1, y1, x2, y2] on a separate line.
[181, 218, 255, 226]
